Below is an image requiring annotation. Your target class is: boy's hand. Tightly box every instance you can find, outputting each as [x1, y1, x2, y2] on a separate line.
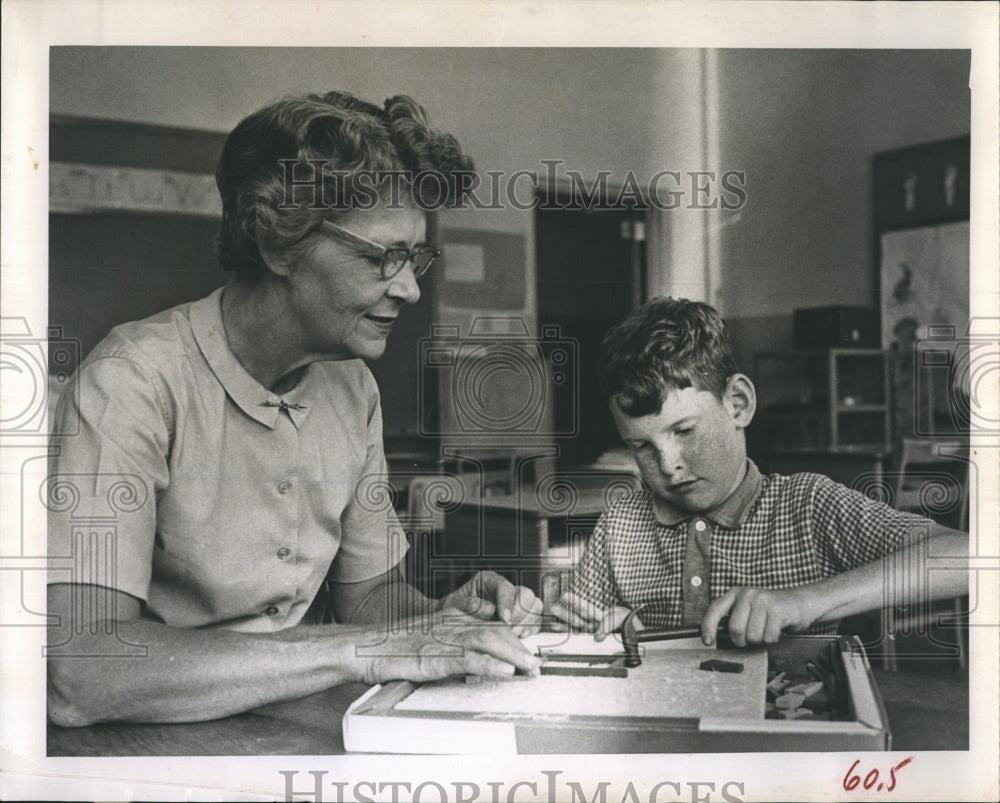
[437, 570, 544, 637]
[547, 591, 637, 640]
[701, 585, 816, 647]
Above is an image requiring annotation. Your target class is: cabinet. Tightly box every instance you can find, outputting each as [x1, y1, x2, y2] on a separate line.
[753, 349, 890, 450]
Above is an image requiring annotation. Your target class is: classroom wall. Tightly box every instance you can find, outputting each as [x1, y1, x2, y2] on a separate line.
[714, 49, 971, 371]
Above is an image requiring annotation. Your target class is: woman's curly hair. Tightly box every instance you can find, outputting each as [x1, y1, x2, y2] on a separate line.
[214, 91, 475, 273]
[598, 297, 740, 417]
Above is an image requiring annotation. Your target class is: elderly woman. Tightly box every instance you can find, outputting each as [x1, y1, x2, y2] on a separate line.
[46, 91, 542, 727]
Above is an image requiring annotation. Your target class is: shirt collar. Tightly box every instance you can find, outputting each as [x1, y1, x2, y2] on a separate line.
[190, 286, 313, 430]
[652, 459, 762, 528]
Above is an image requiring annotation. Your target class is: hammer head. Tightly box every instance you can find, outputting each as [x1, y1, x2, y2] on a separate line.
[619, 608, 732, 667]
[621, 604, 646, 668]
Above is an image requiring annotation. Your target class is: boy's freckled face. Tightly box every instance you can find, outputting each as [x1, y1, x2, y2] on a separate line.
[613, 385, 748, 514]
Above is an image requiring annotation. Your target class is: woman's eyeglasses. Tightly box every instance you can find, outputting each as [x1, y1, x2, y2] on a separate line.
[318, 220, 440, 280]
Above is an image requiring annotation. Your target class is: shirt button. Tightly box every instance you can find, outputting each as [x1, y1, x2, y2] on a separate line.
[264, 605, 279, 616]
[276, 547, 291, 560]
[694, 520, 707, 532]
[690, 575, 703, 587]
[278, 481, 291, 495]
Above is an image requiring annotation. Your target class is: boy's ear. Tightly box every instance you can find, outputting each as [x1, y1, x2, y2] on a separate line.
[723, 373, 756, 428]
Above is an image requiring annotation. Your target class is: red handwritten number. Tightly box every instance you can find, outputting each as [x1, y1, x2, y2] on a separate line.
[843, 760, 861, 791]
[887, 757, 913, 792]
[844, 757, 914, 793]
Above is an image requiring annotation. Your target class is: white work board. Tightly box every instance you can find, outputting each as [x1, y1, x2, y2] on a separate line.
[396, 644, 768, 721]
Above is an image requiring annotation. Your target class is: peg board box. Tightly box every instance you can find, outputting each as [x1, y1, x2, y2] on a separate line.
[343, 635, 889, 754]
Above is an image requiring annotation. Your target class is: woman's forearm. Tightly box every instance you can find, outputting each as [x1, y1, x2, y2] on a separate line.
[47, 613, 370, 726]
[47, 580, 540, 726]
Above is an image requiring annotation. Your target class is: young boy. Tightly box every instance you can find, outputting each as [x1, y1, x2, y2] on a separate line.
[551, 297, 968, 647]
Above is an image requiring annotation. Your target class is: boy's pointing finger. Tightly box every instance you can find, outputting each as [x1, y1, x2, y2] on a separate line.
[548, 591, 599, 632]
[701, 588, 738, 645]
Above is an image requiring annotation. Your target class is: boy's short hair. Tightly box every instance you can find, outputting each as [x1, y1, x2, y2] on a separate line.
[598, 297, 739, 417]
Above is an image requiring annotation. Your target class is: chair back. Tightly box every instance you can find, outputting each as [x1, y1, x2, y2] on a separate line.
[892, 438, 969, 530]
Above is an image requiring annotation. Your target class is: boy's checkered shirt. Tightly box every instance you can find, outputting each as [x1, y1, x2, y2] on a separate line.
[569, 464, 933, 634]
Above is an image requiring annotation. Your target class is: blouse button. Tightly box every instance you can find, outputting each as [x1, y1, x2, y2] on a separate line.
[264, 605, 279, 616]
[694, 520, 707, 532]
[690, 575, 703, 588]
[276, 547, 291, 560]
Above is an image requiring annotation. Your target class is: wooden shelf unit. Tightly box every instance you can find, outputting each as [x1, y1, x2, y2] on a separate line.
[753, 349, 891, 451]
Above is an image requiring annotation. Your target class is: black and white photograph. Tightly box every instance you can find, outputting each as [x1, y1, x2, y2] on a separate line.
[1, 2, 998, 801]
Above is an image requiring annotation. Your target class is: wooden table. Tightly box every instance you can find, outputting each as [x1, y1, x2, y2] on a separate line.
[47, 668, 968, 756]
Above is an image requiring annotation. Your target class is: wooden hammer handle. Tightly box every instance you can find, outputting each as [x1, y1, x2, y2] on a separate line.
[634, 625, 703, 642]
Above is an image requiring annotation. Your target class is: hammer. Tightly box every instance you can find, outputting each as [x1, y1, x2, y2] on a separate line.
[620, 604, 730, 667]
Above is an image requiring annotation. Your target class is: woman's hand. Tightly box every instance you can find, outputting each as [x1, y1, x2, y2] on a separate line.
[436, 570, 544, 637]
[359, 610, 542, 685]
[701, 585, 816, 647]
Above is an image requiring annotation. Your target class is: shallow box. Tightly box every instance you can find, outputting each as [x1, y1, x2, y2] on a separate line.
[343, 635, 890, 753]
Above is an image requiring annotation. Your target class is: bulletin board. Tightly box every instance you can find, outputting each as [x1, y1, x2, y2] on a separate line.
[874, 136, 971, 438]
[440, 229, 526, 309]
[48, 116, 229, 378]
[875, 135, 970, 349]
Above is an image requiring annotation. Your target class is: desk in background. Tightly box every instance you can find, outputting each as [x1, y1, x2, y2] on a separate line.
[756, 447, 890, 492]
[421, 474, 639, 601]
